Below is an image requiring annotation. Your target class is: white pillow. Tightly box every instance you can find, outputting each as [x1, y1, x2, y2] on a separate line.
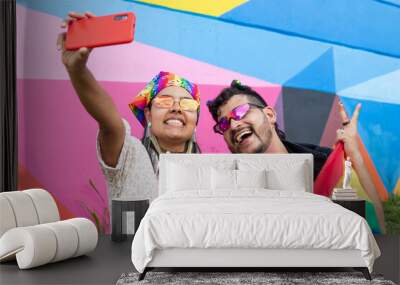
[236, 169, 268, 189]
[211, 168, 236, 191]
[167, 162, 212, 192]
[237, 159, 308, 191]
[266, 167, 307, 191]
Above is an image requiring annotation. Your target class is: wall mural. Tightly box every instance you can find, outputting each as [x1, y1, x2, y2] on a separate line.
[17, 0, 400, 234]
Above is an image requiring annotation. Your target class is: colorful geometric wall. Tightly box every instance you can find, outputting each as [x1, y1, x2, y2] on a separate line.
[16, 0, 400, 234]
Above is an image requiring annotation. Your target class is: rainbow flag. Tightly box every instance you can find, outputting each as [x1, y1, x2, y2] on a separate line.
[313, 139, 390, 234]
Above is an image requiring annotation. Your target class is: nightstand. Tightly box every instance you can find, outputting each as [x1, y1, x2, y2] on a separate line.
[332, 199, 365, 218]
[112, 198, 149, 242]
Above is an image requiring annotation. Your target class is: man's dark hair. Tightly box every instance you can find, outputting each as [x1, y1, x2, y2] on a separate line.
[207, 80, 286, 140]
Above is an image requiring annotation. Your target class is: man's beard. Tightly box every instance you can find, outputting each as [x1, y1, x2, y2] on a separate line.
[253, 128, 272, 153]
[229, 126, 273, 154]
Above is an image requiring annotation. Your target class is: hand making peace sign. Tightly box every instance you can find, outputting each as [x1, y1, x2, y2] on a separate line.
[336, 101, 362, 160]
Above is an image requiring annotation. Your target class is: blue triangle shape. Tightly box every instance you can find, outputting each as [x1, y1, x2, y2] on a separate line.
[285, 48, 336, 93]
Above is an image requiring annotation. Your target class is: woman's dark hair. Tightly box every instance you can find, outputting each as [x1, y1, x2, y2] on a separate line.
[207, 80, 286, 140]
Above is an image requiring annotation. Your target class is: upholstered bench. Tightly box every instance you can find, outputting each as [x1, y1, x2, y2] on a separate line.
[0, 189, 98, 269]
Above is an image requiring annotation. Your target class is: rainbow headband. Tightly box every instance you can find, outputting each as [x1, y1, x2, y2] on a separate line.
[128, 71, 200, 127]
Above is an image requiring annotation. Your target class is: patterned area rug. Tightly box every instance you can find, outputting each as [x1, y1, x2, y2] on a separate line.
[116, 271, 396, 285]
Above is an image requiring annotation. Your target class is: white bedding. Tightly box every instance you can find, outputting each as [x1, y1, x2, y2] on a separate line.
[131, 190, 380, 273]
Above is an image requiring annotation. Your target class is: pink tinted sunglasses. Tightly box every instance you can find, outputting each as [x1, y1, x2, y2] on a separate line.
[213, 103, 264, 134]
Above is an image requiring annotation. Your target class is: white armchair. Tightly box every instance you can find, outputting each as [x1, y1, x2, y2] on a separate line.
[0, 189, 98, 269]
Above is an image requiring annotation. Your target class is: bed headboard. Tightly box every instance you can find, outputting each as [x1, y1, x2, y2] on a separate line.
[159, 153, 314, 195]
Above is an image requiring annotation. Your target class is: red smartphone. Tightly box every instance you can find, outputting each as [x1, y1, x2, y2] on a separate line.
[65, 12, 135, 50]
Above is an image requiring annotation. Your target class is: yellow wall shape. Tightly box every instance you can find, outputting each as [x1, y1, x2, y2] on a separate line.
[136, 0, 248, 17]
[335, 168, 369, 201]
[394, 179, 400, 196]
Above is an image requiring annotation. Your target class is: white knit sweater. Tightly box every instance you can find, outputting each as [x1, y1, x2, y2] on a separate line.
[96, 119, 158, 214]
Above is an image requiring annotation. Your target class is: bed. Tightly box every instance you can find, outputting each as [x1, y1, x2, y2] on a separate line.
[131, 154, 380, 280]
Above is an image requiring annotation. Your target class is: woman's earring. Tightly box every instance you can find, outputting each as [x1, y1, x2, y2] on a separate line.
[145, 122, 152, 137]
[192, 128, 197, 142]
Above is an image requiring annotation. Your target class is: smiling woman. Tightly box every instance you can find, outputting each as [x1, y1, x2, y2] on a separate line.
[58, 12, 202, 215]
[129, 71, 202, 174]
[148, 91, 199, 151]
